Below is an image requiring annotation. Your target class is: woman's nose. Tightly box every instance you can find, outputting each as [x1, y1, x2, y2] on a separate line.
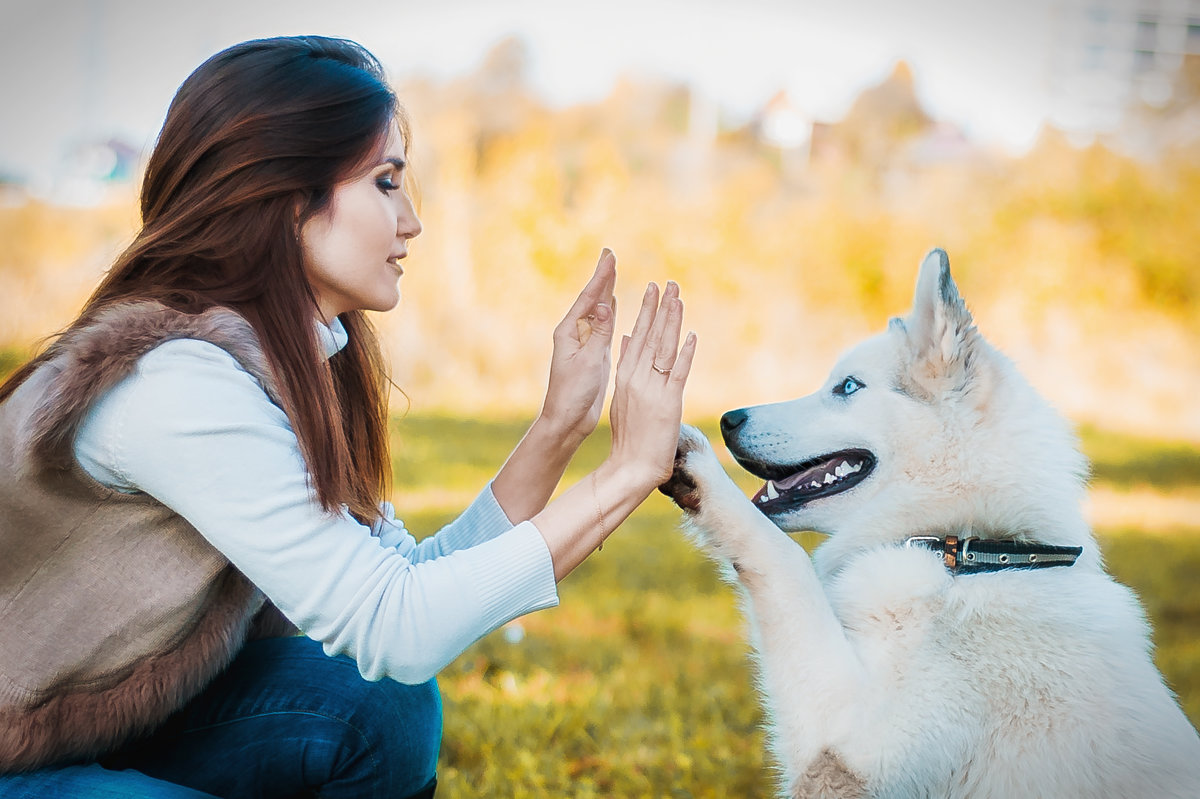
[397, 202, 422, 240]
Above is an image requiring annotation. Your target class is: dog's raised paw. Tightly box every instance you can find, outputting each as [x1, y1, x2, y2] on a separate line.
[657, 425, 709, 511]
[659, 464, 700, 511]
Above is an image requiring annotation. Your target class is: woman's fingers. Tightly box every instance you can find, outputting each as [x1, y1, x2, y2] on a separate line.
[616, 282, 660, 380]
[563, 250, 616, 349]
[652, 293, 683, 377]
[616, 280, 696, 385]
[669, 331, 698, 386]
[638, 281, 679, 376]
[564, 249, 616, 329]
[584, 299, 614, 348]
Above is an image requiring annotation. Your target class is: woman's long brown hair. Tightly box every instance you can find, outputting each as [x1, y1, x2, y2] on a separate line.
[0, 36, 403, 523]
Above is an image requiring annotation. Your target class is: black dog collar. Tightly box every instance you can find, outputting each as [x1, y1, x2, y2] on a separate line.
[904, 535, 1083, 575]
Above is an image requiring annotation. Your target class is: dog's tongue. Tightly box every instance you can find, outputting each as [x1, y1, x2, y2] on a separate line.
[775, 462, 830, 490]
[753, 462, 831, 503]
[753, 454, 869, 504]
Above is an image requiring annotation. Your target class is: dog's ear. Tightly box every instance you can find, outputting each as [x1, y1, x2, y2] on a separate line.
[894, 249, 984, 401]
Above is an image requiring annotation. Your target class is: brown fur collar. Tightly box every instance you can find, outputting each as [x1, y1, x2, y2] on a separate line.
[29, 301, 283, 470]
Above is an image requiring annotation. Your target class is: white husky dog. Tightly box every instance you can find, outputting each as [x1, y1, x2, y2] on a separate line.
[660, 250, 1200, 798]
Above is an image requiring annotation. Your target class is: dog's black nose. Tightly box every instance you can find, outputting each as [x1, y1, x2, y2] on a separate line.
[720, 408, 749, 437]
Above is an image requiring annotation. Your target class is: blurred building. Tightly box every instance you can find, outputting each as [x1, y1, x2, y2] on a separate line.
[1048, 0, 1200, 137]
[752, 90, 813, 181]
[807, 62, 939, 172]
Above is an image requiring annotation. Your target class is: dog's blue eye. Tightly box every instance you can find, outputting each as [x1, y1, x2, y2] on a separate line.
[835, 377, 864, 396]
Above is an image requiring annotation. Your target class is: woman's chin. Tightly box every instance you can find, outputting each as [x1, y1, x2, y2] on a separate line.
[370, 289, 401, 313]
[357, 282, 402, 314]
[384, 285, 402, 310]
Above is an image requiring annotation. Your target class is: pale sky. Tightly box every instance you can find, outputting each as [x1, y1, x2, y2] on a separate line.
[1, 0, 1074, 186]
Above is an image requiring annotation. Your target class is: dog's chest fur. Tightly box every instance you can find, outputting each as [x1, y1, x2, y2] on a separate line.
[806, 544, 1187, 796]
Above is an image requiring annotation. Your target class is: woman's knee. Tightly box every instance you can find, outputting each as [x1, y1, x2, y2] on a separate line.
[330, 672, 442, 798]
[225, 638, 443, 771]
[368, 675, 442, 773]
[145, 639, 443, 799]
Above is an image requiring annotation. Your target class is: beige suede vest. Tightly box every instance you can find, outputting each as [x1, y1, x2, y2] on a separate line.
[0, 302, 297, 772]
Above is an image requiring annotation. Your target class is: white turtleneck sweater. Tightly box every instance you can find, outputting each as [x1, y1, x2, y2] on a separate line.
[73, 317, 559, 684]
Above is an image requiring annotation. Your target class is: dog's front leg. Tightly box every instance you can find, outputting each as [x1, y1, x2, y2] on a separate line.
[661, 425, 869, 797]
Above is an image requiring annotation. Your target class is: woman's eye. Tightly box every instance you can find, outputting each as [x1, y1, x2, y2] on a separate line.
[376, 176, 399, 193]
[835, 377, 864, 396]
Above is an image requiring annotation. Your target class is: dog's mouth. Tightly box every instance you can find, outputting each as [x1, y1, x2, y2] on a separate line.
[744, 449, 876, 511]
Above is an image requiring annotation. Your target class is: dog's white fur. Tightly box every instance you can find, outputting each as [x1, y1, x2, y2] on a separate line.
[666, 250, 1200, 798]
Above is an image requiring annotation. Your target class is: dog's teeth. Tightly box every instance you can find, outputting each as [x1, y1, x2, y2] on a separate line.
[824, 473, 836, 484]
[765, 481, 779, 500]
[847, 461, 862, 474]
[809, 480, 822, 489]
[835, 462, 849, 478]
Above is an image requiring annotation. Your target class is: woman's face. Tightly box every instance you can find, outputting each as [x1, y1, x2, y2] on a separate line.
[300, 122, 422, 322]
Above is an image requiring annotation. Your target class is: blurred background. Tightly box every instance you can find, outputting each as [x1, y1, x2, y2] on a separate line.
[3, 0, 1199, 436]
[3, 0, 1199, 795]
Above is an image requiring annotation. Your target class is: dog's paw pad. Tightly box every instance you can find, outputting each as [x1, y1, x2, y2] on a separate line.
[659, 467, 701, 511]
[658, 425, 708, 511]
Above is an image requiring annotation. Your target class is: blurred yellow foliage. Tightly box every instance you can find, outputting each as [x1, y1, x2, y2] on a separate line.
[0, 196, 137, 347]
[2, 57, 1198, 438]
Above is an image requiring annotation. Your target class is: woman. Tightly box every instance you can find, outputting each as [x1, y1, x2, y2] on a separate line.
[0, 36, 695, 798]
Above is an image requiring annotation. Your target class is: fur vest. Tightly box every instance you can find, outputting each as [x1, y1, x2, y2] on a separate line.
[0, 302, 297, 773]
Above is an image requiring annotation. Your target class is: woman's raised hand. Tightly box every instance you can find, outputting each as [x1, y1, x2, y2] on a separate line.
[538, 249, 618, 442]
[527, 267, 697, 581]
[608, 280, 697, 493]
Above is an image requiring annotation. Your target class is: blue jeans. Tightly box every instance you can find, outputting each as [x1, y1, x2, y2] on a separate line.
[0, 636, 441, 798]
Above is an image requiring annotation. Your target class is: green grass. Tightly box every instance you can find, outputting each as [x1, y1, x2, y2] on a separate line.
[392, 415, 1200, 797]
[1100, 528, 1200, 723]
[0, 347, 30, 383]
[420, 507, 766, 796]
[1080, 424, 1200, 490]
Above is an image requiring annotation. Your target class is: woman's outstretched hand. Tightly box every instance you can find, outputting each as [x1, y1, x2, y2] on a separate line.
[607, 280, 697, 493]
[490, 249, 617, 525]
[530, 274, 697, 581]
[539, 249, 617, 441]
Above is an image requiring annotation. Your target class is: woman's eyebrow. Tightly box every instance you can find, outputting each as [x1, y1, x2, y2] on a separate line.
[382, 157, 406, 170]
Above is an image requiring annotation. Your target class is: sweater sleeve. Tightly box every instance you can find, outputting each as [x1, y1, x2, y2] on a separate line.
[374, 483, 522, 561]
[73, 339, 559, 683]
